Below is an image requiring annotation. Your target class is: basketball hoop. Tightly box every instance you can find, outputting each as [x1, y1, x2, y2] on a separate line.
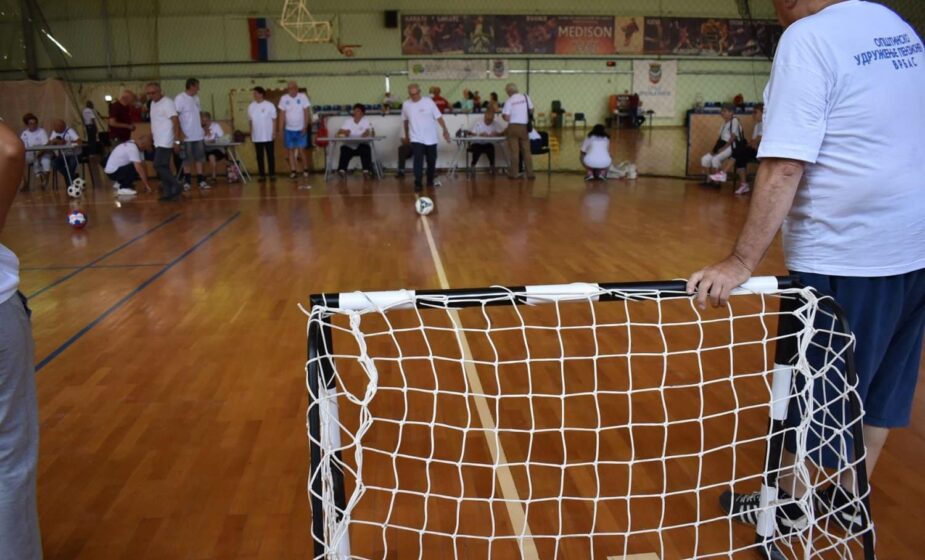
[279, 0, 333, 44]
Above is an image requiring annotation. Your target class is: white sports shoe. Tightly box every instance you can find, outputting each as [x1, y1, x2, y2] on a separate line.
[117, 188, 137, 196]
[111, 181, 121, 191]
[734, 183, 752, 195]
[709, 171, 728, 183]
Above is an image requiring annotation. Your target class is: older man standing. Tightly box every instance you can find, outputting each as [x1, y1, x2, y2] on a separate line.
[688, 0, 925, 546]
[277, 80, 312, 179]
[108, 90, 136, 145]
[0, 121, 42, 560]
[501, 83, 534, 180]
[145, 82, 183, 201]
[402, 83, 451, 193]
[175, 78, 209, 190]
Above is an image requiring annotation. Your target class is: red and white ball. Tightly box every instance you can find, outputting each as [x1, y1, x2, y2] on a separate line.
[68, 209, 88, 229]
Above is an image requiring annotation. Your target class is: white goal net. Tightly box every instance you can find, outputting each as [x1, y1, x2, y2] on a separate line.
[305, 278, 874, 560]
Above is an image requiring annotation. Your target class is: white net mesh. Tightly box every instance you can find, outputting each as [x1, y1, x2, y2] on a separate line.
[305, 284, 873, 559]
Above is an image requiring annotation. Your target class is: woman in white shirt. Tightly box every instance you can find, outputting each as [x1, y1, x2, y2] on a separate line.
[700, 103, 743, 184]
[19, 113, 50, 188]
[580, 125, 613, 181]
[336, 104, 374, 177]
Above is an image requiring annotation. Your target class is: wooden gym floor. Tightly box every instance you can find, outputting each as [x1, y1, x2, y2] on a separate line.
[4, 172, 923, 559]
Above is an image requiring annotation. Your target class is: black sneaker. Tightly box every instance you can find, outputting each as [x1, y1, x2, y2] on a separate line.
[396, 170, 405, 178]
[815, 484, 869, 534]
[720, 489, 809, 535]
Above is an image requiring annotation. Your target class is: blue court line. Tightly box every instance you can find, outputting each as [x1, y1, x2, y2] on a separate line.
[35, 211, 240, 373]
[22, 263, 168, 271]
[27, 213, 182, 299]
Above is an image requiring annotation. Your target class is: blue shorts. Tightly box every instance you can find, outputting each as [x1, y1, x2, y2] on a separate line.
[785, 268, 925, 466]
[284, 129, 309, 149]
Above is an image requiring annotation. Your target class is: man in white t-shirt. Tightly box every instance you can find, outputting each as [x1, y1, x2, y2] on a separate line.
[402, 83, 451, 192]
[82, 101, 100, 153]
[144, 82, 183, 201]
[688, 0, 925, 544]
[501, 83, 535, 179]
[175, 78, 209, 190]
[19, 113, 50, 189]
[277, 81, 312, 179]
[248, 86, 277, 180]
[47, 119, 82, 184]
[468, 111, 505, 174]
[0, 121, 42, 560]
[104, 134, 153, 196]
[336, 104, 374, 176]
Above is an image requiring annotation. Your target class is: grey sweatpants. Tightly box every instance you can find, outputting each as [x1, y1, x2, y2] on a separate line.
[0, 293, 41, 560]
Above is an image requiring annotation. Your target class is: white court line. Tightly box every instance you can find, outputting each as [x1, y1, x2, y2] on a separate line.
[419, 207, 540, 560]
[607, 555, 661, 560]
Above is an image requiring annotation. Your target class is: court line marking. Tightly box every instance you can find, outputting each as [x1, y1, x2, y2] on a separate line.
[27, 212, 182, 299]
[35, 212, 240, 373]
[22, 263, 168, 271]
[419, 209, 540, 559]
[607, 555, 661, 560]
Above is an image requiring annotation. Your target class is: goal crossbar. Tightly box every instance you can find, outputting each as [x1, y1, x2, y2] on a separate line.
[305, 275, 875, 560]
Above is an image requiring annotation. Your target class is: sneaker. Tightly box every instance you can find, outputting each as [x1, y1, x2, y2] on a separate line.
[396, 170, 405, 178]
[709, 171, 728, 183]
[585, 173, 595, 181]
[111, 181, 121, 191]
[414, 182, 423, 193]
[116, 187, 137, 196]
[815, 484, 869, 534]
[337, 169, 346, 177]
[735, 183, 752, 195]
[289, 171, 297, 179]
[303, 170, 310, 178]
[200, 180, 211, 190]
[720, 489, 809, 535]
[182, 182, 191, 192]
[431, 179, 442, 188]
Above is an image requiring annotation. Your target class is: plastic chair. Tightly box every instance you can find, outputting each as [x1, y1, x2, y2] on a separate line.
[531, 131, 553, 175]
[574, 112, 587, 128]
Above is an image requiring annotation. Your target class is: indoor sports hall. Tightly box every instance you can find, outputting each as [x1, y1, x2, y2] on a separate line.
[0, 1, 923, 559]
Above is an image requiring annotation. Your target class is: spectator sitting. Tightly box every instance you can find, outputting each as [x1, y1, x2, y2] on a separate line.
[488, 92, 500, 113]
[700, 102, 742, 184]
[473, 91, 482, 113]
[104, 133, 153, 195]
[108, 90, 136, 145]
[468, 111, 505, 175]
[432, 87, 450, 114]
[201, 111, 226, 181]
[461, 89, 474, 113]
[47, 119, 82, 183]
[335, 104, 374, 177]
[382, 91, 396, 113]
[730, 102, 763, 195]
[19, 113, 50, 189]
[581, 124, 613, 181]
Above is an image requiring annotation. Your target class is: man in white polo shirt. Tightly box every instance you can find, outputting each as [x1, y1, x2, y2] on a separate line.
[277, 80, 312, 179]
[175, 78, 209, 190]
[501, 82, 535, 180]
[402, 83, 451, 193]
[0, 121, 42, 560]
[688, 0, 925, 546]
[104, 133, 153, 196]
[144, 82, 183, 201]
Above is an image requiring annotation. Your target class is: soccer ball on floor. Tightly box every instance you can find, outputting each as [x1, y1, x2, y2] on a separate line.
[67, 177, 86, 198]
[67, 209, 88, 229]
[415, 196, 434, 216]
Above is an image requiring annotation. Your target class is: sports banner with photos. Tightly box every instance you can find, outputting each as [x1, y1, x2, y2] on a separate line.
[633, 60, 677, 116]
[554, 16, 615, 55]
[643, 17, 782, 57]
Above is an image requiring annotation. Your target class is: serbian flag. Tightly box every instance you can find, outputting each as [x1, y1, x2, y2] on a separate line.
[249, 18, 271, 62]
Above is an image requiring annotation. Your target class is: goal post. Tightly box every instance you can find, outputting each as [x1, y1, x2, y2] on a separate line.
[305, 276, 875, 560]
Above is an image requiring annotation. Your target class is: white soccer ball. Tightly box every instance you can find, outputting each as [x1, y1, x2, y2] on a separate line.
[67, 184, 82, 198]
[72, 177, 86, 189]
[415, 196, 435, 216]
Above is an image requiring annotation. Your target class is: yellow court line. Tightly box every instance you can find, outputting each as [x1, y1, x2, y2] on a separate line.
[420, 208, 540, 560]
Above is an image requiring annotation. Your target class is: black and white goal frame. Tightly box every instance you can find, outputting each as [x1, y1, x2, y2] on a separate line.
[306, 276, 876, 560]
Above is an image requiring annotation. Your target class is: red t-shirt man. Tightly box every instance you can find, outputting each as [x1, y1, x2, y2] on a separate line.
[431, 88, 450, 113]
[108, 98, 134, 142]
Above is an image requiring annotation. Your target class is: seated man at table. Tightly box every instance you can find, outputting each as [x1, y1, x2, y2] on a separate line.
[104, 133, 153, 196]
[336, 104, 374, 177]
[47, 119, 82, 183]
[468, 111, 505, 174]
[19, 113, 50, 189]
[201, 111, 226, 181]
